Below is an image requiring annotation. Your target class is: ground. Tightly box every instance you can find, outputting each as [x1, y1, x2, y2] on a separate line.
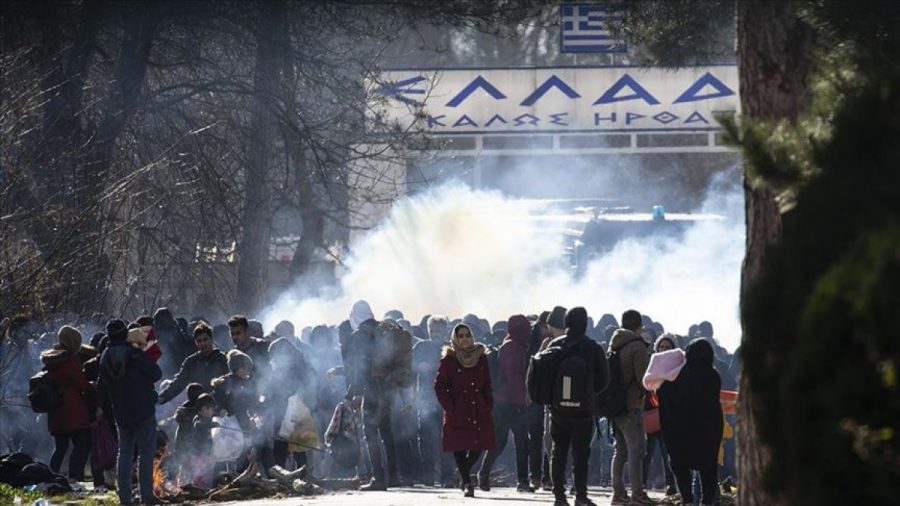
[215, 486, 667, 505]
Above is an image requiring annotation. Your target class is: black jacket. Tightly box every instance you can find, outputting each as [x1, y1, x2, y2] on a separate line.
[158, 349, 228, 404]
[212, 373, 259, 430]
[658, 339, 724, 470]
[342, 319, 378, 397]
[98, 340, 162, 429]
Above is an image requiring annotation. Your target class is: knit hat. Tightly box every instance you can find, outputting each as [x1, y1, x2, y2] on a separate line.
[57, 325, 82, 352]
[547, 306, 567, 330]
[106, 319, 128, 341]
[186, 383, 205, 403]
[226, 349, 253, 374]
[564, 307, 588, 336]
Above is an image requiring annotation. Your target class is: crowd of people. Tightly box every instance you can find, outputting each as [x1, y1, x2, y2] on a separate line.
[0, 303, 740, 506]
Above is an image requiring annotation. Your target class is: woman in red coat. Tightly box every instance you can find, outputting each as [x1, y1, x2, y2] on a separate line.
[434, 323, 496, 497]
[40, 325, 94, 481]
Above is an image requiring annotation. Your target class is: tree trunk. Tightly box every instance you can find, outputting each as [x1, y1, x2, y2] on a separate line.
[235, 1, 287, 314]
[736, 1, 814, 504]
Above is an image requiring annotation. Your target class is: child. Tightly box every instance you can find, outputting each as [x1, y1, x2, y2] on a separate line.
[174, 383, 204, 483]
[211, 350, 258, 431]
[188, 394, 218, 488]
[127, 325, 162, 363]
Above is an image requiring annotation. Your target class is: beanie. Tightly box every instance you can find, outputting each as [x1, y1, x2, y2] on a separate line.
[548, 306, 567, 329]
[226, 350, 253, 374]
[564, 307, 588, 336]
[186, 383, 205, 403]
[57, 325, 82, 352]
[106, 319, 128, 341]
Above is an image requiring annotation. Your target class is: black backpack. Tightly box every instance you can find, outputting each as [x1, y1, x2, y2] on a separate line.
[551, 342, 595, 415]
[594, 348, 627, 419]
[27, 370, 63, 413]
[527, 338, 591, 408]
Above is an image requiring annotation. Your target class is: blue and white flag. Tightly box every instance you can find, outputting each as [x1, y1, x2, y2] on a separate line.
[560, 3, 626, 53]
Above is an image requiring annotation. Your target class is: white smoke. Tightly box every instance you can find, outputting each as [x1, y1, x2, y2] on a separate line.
[262, 178, 745, 350]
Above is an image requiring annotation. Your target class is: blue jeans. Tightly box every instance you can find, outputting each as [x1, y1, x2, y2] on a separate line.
[116, 416, 157, 504]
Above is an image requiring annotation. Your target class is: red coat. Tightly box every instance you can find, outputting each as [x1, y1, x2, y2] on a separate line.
[434, 351, 496, 452]
[41, 350, 93, 434]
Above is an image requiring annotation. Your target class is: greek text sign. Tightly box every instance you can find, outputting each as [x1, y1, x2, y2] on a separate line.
[373, 66, 739, 134]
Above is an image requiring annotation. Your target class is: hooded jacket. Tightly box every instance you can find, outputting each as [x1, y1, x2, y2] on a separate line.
[609, 328, 651, 411]
[98, 339, 163, 428]
[157, 349, 228, 404]
[495, 315, 531, 406]
[40, 347, 93, 434]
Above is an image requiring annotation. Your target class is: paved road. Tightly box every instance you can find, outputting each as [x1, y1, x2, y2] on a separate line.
[218, 486, 667, 505]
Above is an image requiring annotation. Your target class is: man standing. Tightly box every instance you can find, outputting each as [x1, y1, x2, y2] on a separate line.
[98, 319, 163, 505]
[609, 310, 652, 505]
[478, 314, 534, 492]
[547, 308, 609, 506]
[228, 315, 271, 386]
[343, 300, 398, 491]
[527, 310, 552, 490]
[157, 323, 228, 404]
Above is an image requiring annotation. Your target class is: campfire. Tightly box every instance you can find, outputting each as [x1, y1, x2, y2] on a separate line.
[152, 449, 179, 498]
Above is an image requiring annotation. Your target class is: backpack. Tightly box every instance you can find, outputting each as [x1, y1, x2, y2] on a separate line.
[551, 341, 596, 415]
[372, 320, 414, 388]
[525, 343, 594, 412]
[27, 370, 63, 413]
[594, 348, 627, 419]
[486, 345, 505, 395]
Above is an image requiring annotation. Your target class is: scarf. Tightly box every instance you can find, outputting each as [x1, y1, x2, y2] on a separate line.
[450, 340, 485, 368]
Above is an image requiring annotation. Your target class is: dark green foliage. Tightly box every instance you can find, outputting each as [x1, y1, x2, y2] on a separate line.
[619, 0, 736, 66]
[742, 74, 900, 504]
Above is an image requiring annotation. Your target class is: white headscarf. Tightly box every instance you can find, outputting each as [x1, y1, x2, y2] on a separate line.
[349, 300, 375, 330]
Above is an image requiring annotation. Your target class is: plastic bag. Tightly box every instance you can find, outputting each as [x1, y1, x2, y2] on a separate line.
[211, 415, 244, 462]
[279, 394, 321, 453]
[91, 417, 117, 470]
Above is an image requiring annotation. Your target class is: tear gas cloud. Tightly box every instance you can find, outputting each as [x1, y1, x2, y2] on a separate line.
[263, 174, 745, 351]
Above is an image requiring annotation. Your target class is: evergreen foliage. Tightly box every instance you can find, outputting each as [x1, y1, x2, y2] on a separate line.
[740, 3, 900, 500]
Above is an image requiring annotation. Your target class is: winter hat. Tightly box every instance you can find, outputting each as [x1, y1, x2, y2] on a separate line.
[106, 319, 128, 341]
[226, 349, 253, 374]
[349, 300, 374, 330]
[547, 306, 567, 330]
[186, 383, 205, 403]
[564, 307, 588, 336]
[57, 325, 82, 352]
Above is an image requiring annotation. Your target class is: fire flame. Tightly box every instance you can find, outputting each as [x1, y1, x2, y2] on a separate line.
[153, 453, 165, 497]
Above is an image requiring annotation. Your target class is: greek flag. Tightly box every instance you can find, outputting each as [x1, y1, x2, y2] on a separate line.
[560, 3, 626, 53]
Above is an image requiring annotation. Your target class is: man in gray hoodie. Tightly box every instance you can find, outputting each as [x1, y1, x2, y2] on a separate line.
[608, 310, 652, 506]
